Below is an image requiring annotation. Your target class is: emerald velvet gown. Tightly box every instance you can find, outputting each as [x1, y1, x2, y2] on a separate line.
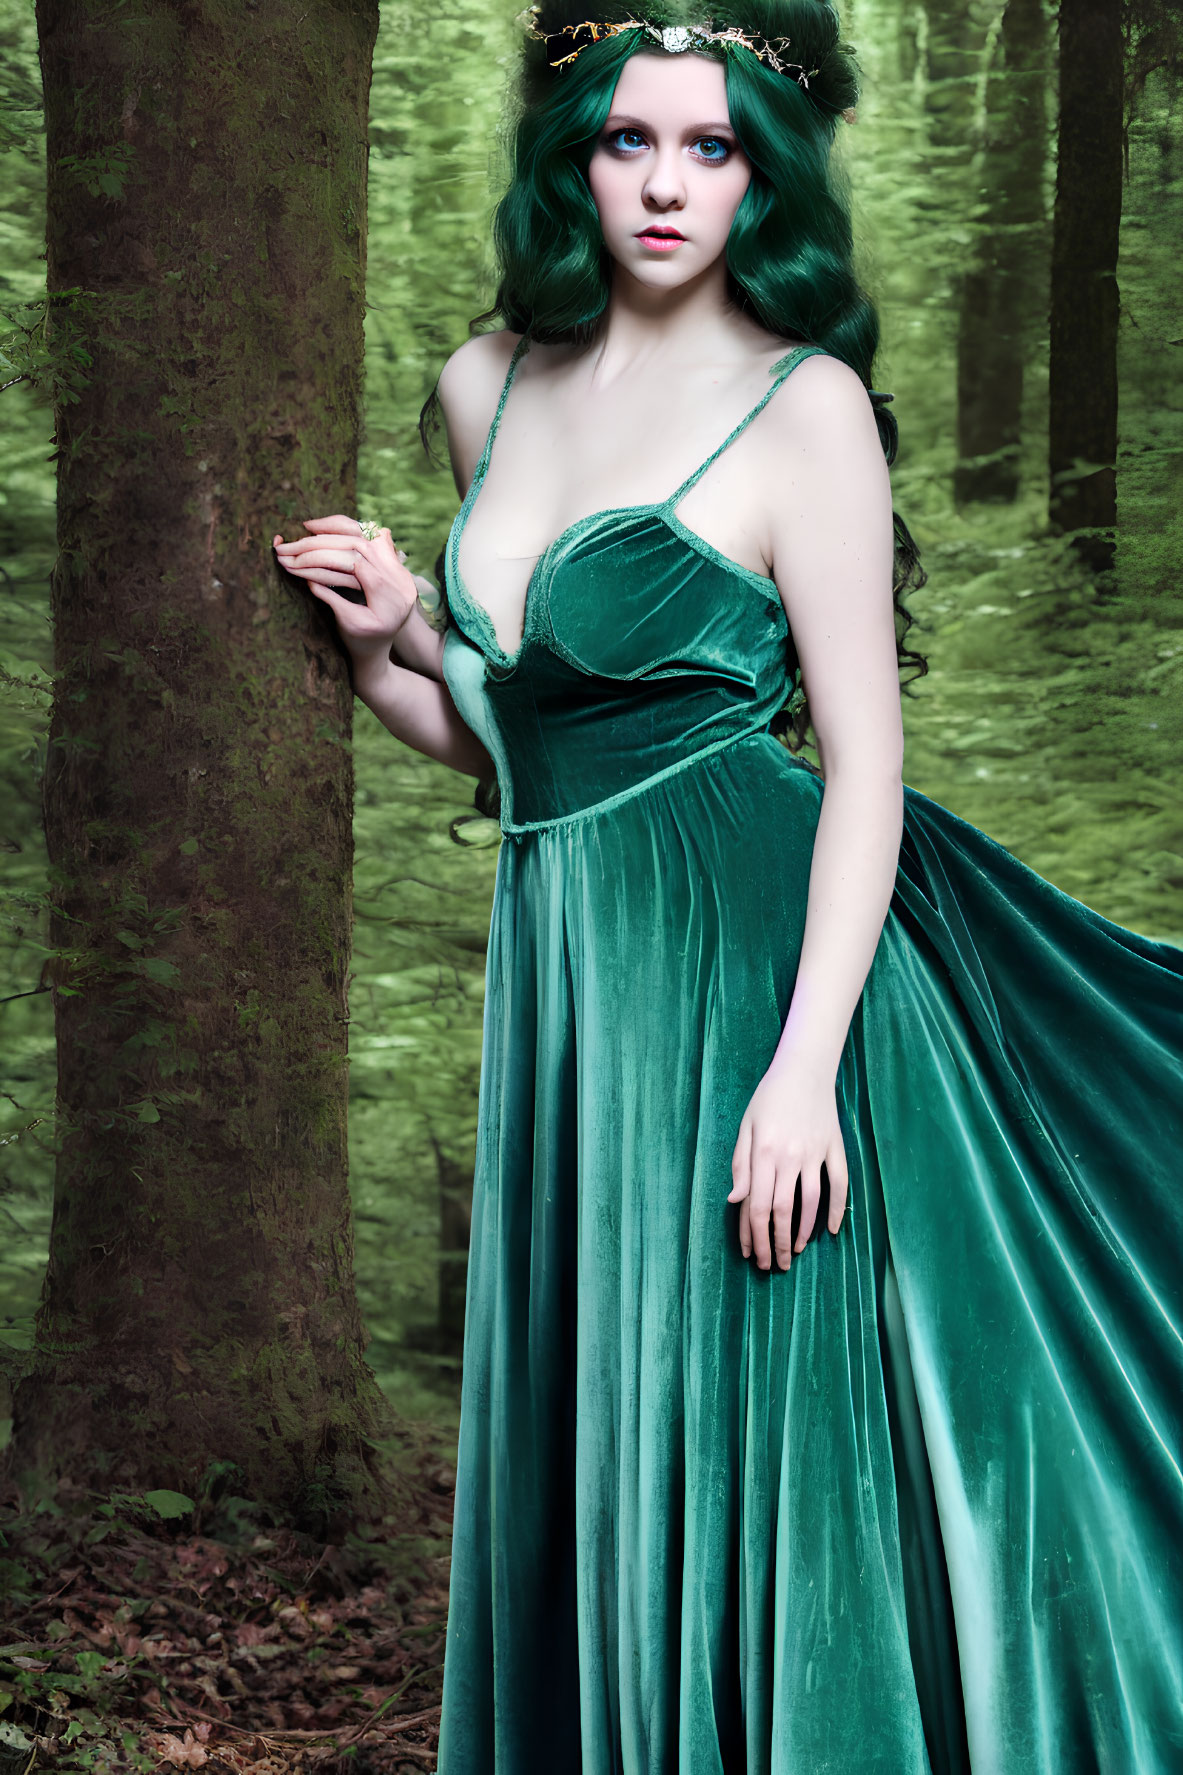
[434, 339, 1183, 1773]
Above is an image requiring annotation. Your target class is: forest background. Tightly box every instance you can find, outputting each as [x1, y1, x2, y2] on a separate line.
[2, 0, 1182, 1445]
[2, 0, 1182, 1442]
[0, 0, 1180, 1763]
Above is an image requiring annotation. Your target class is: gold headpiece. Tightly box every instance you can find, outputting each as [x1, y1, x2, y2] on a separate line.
[519, 7, 823, 88]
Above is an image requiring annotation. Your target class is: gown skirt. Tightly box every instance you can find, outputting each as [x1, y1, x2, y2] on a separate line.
[433, 339, 1183, 1773]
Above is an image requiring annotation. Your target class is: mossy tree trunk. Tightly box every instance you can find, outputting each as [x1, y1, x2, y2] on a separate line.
[1048, 0, 1123, 566]
[916, 0, 999, 212]
[954, 0, 1050, 506]
[7, 0, 388, 1529]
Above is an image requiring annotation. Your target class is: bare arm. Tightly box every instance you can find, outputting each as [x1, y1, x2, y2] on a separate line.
[352, 647, 492, 778]
[284, 518, 450, 680]
[273, 518, 492, 776]
[272, 332, 520, 777]
[391, 575, 451, 681]
[728, 354, 903, 1271]
[768, 355, 903, 1076]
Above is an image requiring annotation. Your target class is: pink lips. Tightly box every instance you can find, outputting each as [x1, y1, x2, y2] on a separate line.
[636, 227, 685, 252]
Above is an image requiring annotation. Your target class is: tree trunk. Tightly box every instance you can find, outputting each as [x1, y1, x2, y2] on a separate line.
[1048, 0, 1123, 565]
[917, 0, 999, 203]
[955, 0, 1050, 506]
[7, 0, 388, 1531]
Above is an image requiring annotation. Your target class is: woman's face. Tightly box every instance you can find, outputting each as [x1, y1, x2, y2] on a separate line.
[586, 51, 752, 289]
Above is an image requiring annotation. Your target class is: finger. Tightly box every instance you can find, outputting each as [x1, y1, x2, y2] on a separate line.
[771, 1161, 799, 1269]
[728, 1117, 753, 1204]
[739, 1197, 752, 1261]
[748, 1145, 777, 1271]
[280, 564, 364, 592]
[349, 539, 416, 590]
[276, 544, 366, 574]
[301, 514, 364, 535]
[276, 533, 368, 558]
[794, 1161, 822, 1253]
[305, 579, 366, 618]
[826, 1142, 850, 1235]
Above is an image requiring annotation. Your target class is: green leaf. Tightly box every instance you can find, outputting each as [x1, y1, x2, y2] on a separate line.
[133, 956, 180, 987]
[178, 838, 199, 856]
[132, 1100, 160, 1124]
[141, 1489, 194, 1520]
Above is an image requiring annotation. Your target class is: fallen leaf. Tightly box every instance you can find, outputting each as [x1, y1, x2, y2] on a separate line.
[157, 1728, 209, 1767]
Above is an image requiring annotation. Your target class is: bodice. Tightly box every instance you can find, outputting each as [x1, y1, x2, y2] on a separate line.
[441, 339, 825, 837]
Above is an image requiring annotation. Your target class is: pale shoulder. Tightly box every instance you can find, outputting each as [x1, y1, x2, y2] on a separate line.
[761, 350, 895, 595]
[437, 329, 521, 422]
[437, 327, 523, 410]
[436, 328, 525, 492]
[763, 349, 884, 456]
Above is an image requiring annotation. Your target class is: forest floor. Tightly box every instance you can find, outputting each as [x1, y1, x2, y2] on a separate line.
[0, 1429, 457, 1775]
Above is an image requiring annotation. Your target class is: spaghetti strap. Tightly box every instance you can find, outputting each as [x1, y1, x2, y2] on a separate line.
[662, 342, 828, 510]
[473, 333, 532, 482]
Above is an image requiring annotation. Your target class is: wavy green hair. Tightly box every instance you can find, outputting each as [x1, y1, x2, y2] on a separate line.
[493, 2, 871, 369]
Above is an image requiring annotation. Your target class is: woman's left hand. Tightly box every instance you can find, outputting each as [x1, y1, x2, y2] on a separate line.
[728, 1055, 849, 1270]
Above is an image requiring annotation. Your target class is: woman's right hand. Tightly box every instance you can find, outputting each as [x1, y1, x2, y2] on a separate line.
[273, 515, 420, 671]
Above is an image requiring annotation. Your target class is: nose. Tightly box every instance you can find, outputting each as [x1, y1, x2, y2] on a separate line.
[641, 143, 686, 212]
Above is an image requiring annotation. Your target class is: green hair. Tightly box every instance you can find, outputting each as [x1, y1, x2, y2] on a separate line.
[427, 0, 926, 781]
[494, 1, 870, 370]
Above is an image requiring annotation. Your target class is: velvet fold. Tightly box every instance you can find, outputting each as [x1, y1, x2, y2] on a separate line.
[433, 341, 1183, 1771]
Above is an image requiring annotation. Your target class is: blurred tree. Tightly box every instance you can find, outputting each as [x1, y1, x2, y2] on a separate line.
[1124, 0, 1183, 115]
[916, 0, 999, 210]
[5, 0, 390, 1528]
[955, 0, 1050, 506]
[1048, 0, 1122, 564]
[1048, 0, 1183, 563]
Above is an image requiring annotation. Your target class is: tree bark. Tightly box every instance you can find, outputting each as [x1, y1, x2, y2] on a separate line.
[1048, 0, 1123, 564]
[8, 0, 388, 1530]
[955, 0, 1050, 506]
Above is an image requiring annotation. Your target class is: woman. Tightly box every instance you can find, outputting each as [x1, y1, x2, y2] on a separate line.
[274, 3, 1183, 1769]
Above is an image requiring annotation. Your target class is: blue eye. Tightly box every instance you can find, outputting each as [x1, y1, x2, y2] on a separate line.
[600, 129, 734, 164]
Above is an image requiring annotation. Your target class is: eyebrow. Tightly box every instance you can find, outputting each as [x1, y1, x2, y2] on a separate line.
[603, 112, 737, 134]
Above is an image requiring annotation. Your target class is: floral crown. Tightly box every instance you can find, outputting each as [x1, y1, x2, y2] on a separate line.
[520, 6, 825, 90]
